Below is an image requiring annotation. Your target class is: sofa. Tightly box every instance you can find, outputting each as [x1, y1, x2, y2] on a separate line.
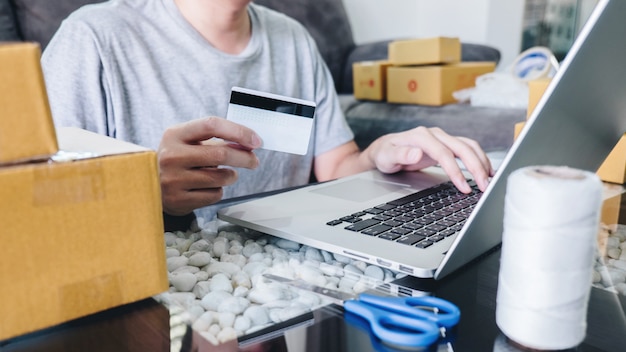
[0, 0, 526, 152]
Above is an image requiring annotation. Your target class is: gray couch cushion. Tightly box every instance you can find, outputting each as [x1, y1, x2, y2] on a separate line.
[12, 0, 106, 49]
[0, 0, 20, 41]
[340, 95, 526, 152]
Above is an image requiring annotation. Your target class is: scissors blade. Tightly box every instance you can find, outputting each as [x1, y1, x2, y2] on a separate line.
[262, 274, 357, 303]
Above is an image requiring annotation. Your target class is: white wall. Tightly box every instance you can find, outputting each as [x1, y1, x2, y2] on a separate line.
[342, 0, 525, 70]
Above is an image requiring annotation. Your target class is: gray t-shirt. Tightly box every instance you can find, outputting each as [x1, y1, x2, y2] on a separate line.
[42, 0, 354, 221]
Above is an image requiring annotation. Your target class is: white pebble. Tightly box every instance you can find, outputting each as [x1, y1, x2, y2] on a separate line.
[213, 238, 230, 257]
[233, 286, 250, 297]
[189, 239, 212, 252]
[248, 252, 266, 263]
[168, 292, 197, 309]
[364, 265, 385, 280]
[220, 253, 247, 268]
[200, 291, 232, 311]
[195, 271, 210, 281]
[343, 264, 364, 276]
[218, 312, 236, 328]
[204, 262, 241, 278]
[208, 323, 221, 337]
[232, 271, 252, 289]
[193, 281, 212, 299]
[170, 272, 197, 292]
[217, 327, 238, 343]
[304, 247, 324, 262]
[243, 242, 264, 257]
[164, 232, 178, 246]
[167, 256, 189, 272]
[218, 296, 251, 315]
[248, 288, 291, 304]
[198, 331, 219, 346]
[333, 253, 352, 264]
[321, 250, 334, 263]
[274, 238, 301, 251]
[210, 273, 234, 293]
[172, 265, 200, 275]
[243, 305, 271, 326]
[188, 252, 213, 267]
[165, 248, 180, 258]
[233, 316, 252, 333]
[243, 261, 270, 277]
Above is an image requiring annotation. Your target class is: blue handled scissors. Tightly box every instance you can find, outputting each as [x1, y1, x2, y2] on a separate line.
[263, 274, 460, 349]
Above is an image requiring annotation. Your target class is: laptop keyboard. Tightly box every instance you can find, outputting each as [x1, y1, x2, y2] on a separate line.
[326, 181, 482, 249]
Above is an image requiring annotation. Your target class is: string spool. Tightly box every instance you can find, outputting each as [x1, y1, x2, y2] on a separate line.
[496, 165, 603, 350]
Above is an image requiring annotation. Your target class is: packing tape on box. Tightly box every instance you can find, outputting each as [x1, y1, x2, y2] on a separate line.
[496, 166, 603, 350]
[509, 46, 560, 81]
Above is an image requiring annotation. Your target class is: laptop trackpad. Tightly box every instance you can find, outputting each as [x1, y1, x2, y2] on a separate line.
[310, 178, 404, 202]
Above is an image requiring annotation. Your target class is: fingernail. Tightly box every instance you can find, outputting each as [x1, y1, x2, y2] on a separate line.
[251, 133, 262, 148]
[482, 178, 490, 190]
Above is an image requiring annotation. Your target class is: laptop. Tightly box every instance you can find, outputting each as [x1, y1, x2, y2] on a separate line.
[218, 0, 626, 279]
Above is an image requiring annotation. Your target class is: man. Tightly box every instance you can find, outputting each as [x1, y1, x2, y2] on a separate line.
[42, 0, 493, 229]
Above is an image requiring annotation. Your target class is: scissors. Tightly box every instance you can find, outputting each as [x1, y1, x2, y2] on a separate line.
[263, 274, 460, 349]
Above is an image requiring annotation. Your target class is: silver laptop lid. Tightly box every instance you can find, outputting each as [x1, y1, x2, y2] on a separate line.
[436, 0, 626, 278]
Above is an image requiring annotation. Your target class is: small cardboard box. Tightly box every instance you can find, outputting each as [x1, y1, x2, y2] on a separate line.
[388, 37, 461, 66]
[596, 134, 626, 184]
[527, 78, 552, 119]
[352, 60, 391, 101]
[387, 62, 496, 106]
[0, 127, 168, 340]
[0, 43, 58, 164]
[514, 121, 526, 140]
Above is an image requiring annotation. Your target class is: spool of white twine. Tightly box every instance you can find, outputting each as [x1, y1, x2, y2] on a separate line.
[496, 165, 603, 350]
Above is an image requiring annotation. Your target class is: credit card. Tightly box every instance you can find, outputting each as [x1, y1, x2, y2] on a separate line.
[226, 87, 316, 155]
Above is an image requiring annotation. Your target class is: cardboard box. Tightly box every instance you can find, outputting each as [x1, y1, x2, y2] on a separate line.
[387, 62, 496, 106]
[352, 60, 391, 101]
[0, 43, 58, 164]
[527, 78, 552, 119]
[388, 37, 461, 66]
[0, 127, 168, 340]
[514, 121, 526, 140]
[597, 134, 626, 184]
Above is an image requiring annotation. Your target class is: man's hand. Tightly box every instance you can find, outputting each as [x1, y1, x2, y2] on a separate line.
[157, 117, 262, 216]
[369, 127, 494, 192]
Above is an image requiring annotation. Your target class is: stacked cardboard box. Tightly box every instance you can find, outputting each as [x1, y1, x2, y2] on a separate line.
[353, 37, 496, 106]
[519, 77, 626, 184]
[0, 43, 168, 340]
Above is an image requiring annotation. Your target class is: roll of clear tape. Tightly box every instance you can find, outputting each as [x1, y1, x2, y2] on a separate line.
[510, 46, 560, 81]
[496, 166, 603, 350]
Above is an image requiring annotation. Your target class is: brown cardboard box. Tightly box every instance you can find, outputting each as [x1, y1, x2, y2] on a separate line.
[352, 60, 391, 101]
[597, 134, 626, 184]
[0, 43, 58, 164]
[0, 127, 168, 340]
[387, 62, 496, 106]
[514, 121, 526, 140]
[388, 37, 461, 66]
[527, 78, 552, 119]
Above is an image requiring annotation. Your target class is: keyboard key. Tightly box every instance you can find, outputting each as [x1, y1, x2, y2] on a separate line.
[375, 204, 396, 210]
[379, 233, 402, 241]
[326, 219, 343, 226]
[383, 220, 403, 227]
[397, 234, 426, 245]
[362, 224, 392, 236]
[345, 218, 380, 231]
[373, 214, 392, 221]
[364, 208, 385, 215]
[416, 240, 434, 248]
[390, 228, 412, 236]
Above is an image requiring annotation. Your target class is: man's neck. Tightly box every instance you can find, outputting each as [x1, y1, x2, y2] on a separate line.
[173, 0, 251, 55]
